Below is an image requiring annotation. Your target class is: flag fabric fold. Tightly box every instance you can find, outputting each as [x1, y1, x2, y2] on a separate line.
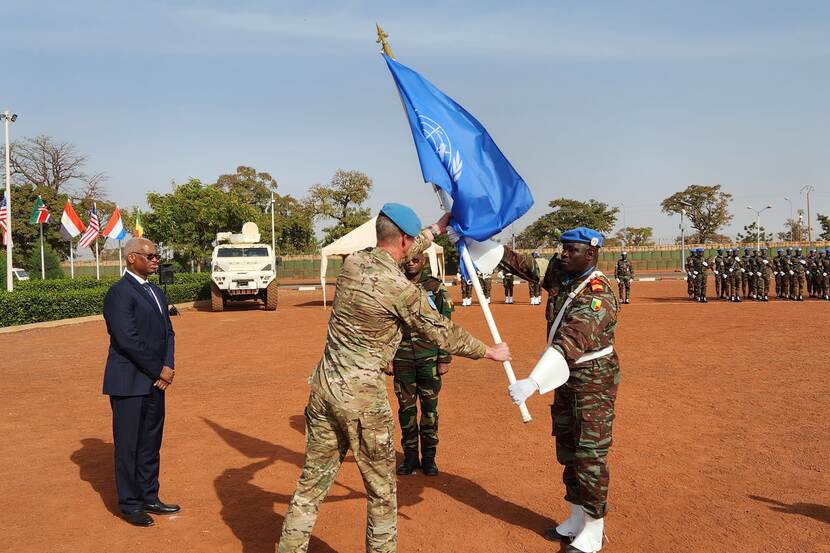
[60, 200, 86, 239]
[78, 204, 100, 248]
[0, 193, 9, 246]
[29, 196, 52, 225]
[134, 208, 144, 238]
[382, 54, 533, 242]
[103, 206, 127, 240]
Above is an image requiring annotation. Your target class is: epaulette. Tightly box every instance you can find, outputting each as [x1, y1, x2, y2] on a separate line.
[588, 277, 605, 293]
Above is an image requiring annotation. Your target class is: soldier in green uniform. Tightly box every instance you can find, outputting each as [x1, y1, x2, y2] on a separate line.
[457, 272, 473, 307]
[758, 247, 771, 301]
[821, 249, 830, 300]
[782, 252, 794, 300]
[748, 250, 760, 300]
[529, 251, 543, 305]
[773, 249, 784, 298]
[614, 251, 634, 304]
[501, 269, 515, 304]
[792, 247, 806, 301]
[478, 271, 493, 304]
[740, 247, 752, 298]
[713, 249, 726, 299]
[685, 249, 695, 300]
[691, 248, 708, 302]
[727, 249, 743, 302]
[504, 227, 619, 553]
[806, 249, 819, 297]
[390, 252, 453, 477]
[278, 205, 511, 553]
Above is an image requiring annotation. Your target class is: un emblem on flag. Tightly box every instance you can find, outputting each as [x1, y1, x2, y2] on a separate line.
[418, 115, 463, 183]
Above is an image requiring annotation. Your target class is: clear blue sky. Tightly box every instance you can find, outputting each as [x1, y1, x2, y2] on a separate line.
[3, 0, 829, 243]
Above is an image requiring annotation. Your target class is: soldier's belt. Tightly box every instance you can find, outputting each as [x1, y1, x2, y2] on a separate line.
[575, 346, 614, 364]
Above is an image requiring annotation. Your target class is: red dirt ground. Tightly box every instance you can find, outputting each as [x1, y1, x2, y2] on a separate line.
[2, 279, 828, 553]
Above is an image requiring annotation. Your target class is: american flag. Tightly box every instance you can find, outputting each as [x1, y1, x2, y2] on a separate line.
[78, 204, 100, 248]
[0, 193, 9, 246]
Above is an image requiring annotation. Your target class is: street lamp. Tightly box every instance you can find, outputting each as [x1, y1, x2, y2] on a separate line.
[783, 196, 793, 221]
[2, 110, 17, 292]
[619, 203, 627, 246]
[800, 185, 815, 243]
[746, 205, 772, 251]
[679, 200, 692, 272]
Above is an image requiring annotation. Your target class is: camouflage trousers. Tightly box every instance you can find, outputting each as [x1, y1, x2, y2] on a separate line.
[741, 271, 750, 297]
[729, 272, 742, 299]
[687, 274, 694, 296]
[393, 360, 442, 456]
[529, 280, 542, 298]
[774, 273, 782, 296]
[617, 277, 631, 302]
[503, 280, 514, 297]
[780, 272, 790, 297]
[279, 392, 396, 553]
[790, 274, 805, 297]
[694, 273, 707, 298]
[551, 359, 620, 519]
[460, 280, 472, 300]
[479, 277, 492, 298]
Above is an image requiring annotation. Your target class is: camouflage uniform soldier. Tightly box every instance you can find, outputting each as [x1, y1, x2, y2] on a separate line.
[278, 205, 510, 553]
[806, 249, 819, 297]
[614, 252, 634, 304]
[740, 247, 752, 298]
[727, 249, 743, 302]
[529, 251, 549, 305]
[457, 272, 473, 307]
[758, 248, 771, 301]
[504, 228, 619, 553]
[750, 250, 762, 300]
[685, 249, 695, 300]
[821, 249, 830, 300]
[501, 270, 515, 304]
[691, 248, 708, 302]
[792, 248, 806, 301]
[772, 249, 784, 298]
[782, 252, 794, 300]
[713, 249, 726, 299]
[478, 272, 493, 304]
[391, 253, 453, 477]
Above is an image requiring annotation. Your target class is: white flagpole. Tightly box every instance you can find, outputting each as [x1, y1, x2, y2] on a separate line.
[39, 223, 45, 279]
[70, 239, 75, 278]
[95, 238, 100, 281]
[434, 186, 532, 423]
[118, 239, 123, 275]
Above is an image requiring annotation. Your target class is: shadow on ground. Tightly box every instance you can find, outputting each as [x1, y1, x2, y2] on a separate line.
[70, 438, 120, 517]
[749, 495, 830, 525]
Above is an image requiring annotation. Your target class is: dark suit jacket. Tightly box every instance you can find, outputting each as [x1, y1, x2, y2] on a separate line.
[102, 274, 175, 396]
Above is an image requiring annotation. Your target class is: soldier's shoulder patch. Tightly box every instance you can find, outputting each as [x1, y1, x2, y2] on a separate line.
[590, 297, 603, 312]
[589, 278, 605, 292]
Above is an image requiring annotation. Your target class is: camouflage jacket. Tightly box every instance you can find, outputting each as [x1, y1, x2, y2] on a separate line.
[806, 255, 819, 276]
[773, 254, 785, 274]
[821, 256, 830, 275]
[395, 270, 453, 365]
[691, 255, 707, 274]
[793, 256, 807, 276]
[758, 255, 772, 276]
[713, 255, 726, 274]
[311, 232, 486, 411]
[614, 259, 634, 279]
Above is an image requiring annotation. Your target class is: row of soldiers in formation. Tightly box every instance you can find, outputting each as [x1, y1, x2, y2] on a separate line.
[686, 246, 830, 302]
[457, 252, 552, 306]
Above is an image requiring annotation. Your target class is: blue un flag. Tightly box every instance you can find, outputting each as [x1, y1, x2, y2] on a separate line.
[383, 54, 534, 242]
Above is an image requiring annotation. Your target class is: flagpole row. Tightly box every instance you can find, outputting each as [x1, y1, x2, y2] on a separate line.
[40, 223, 45, 279]
[95, 239, 100, 281]
[70, 240, 75, 279]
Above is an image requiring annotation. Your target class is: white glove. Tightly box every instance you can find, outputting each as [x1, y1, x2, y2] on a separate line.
[773, 271, 778, 275]
[615, 278, 620, 283]
[703, 261, 709, 267]
[800, 259, 806, 265]
[789, 270, 794, 275]
[824, 273, 828, 276]
[756, 272, 761, 276]
[741, 269, 745, 273]
[692, 271, 698, 276]
[508, 378, 539, 405]
[446, 227, 460, 245]
[763, 260, 769, 264]
[729, 269, 734, 273]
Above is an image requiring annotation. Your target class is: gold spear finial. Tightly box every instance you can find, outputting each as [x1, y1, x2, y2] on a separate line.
[376, 23, 395, 59]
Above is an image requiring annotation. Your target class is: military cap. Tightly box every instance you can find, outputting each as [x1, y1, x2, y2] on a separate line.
[760, 247, 768, 251]
[717, 248, 723, 253]
[777, 248, 783, 253]
[559, 227, 603, 247]
[380, 203, 422, 237]
[810, 249, 816, 253]
[826, 248, 830, 254]
[744, 247, 750, 252]
[796, 247, 802, 252]
[531, 251, 540, 258]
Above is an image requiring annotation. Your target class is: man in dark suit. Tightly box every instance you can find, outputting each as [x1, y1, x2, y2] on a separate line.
[103, 237, 180, 526]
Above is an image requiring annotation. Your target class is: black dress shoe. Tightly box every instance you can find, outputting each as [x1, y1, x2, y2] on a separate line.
[542, 527, 572, 542]
[143, 501, 181, 515]
[123, 511, 154, 527]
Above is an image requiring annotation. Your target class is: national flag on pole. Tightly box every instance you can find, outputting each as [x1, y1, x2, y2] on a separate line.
[78, 204, 100, 248]
[382, 54, 534, 242]
[60, 200, 86, 239]
[134, 208, 144, 238]
[29, 196, 52, 225]
[103, 206, 127, 240]
[0, 192, 9, 246]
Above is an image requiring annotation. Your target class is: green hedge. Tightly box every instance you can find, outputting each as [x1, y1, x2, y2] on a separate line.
[0, 275, 212, 328]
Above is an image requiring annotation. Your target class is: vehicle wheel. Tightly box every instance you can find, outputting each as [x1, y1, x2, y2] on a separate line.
[265, 279, 279, 311]
[211, 282, 224, 312]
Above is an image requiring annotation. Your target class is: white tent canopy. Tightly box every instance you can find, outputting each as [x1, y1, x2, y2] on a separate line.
[320, 216, 445, 306]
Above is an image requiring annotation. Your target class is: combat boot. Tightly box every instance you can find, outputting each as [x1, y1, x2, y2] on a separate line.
[421, 451, 439, 476]
[396, 450, 420, 475]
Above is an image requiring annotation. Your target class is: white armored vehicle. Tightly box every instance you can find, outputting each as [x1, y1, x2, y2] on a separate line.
[210, 222, 278, 312]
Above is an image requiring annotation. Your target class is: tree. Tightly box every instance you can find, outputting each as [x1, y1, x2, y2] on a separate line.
[661, 184, 733, 243]
[308, 170, 373, 245]
[815, 213, 829, 241]
[213, 166, 277, 212]
[24, 243, 64, 279]
[609, 226, 654, 247]
[515, 198, 618, 248]
[735, 221, 773, 244]
[1, 135, 105, 194]
[777, 211, 805, 241]
[272, 194, 316, 254]
[144, 178, 263, 268]
[434, 233, 459, 275]
[674, 232, 731, 245]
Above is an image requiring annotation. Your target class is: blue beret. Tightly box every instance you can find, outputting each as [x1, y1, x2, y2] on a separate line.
[777, 249, 783, 253]
[826, 248, 830, 253]
[559, 227, 603, 247]
[796, 247, 802, 251]
[380, 203, 422, 237]
[760, 247, 768, 251]
[810, 249, 816, 253]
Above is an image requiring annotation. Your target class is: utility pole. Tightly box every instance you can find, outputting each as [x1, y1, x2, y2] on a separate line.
[679, 200, 692, 273]
[2, 110, 17, 292]
[746, 205, 772, 251]
[800, 185, 814, 243]
[269, 191, 276, 268]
